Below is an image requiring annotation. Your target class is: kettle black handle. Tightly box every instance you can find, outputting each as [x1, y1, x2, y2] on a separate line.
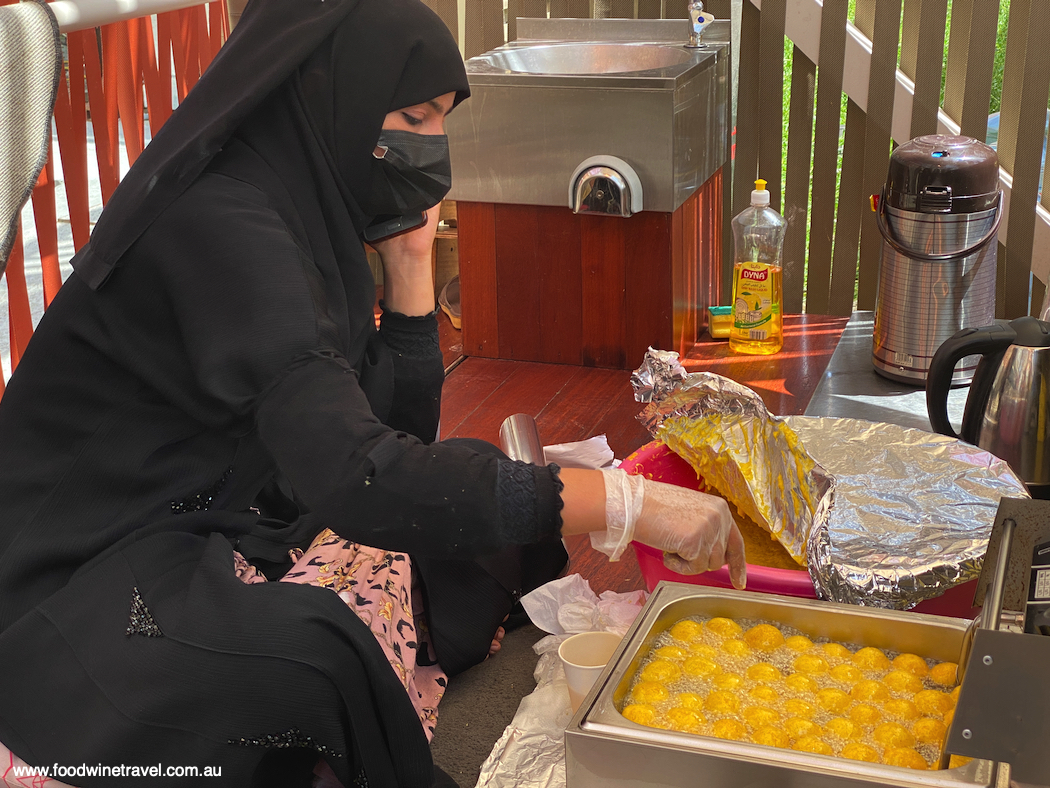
[926, 322, 1016, 439]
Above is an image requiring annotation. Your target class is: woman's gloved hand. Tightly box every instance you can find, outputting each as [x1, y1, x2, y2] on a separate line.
[592, 467, 747, 590]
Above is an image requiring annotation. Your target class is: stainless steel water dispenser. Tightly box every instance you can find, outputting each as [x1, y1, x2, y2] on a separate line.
[872, 135, 1002, 385]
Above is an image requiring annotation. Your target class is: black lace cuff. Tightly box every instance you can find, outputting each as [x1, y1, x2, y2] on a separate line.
[496, 460, 565, 544]
[378, 301, 440, 359]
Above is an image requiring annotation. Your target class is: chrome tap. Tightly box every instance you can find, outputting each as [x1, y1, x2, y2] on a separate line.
[687, 0, 708, 48]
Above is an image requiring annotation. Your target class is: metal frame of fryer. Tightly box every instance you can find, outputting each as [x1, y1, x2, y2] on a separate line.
[565, 583, 996, 788]
[944, 497, 1050, 786]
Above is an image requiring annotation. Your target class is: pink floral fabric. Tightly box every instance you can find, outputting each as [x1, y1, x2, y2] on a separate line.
[234, 529, 447, 740]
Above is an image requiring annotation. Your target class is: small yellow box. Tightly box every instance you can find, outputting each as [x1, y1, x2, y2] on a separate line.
[708, 306, 732, 340]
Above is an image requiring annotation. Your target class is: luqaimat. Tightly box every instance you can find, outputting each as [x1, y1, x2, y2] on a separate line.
[620, 615, 966, 770]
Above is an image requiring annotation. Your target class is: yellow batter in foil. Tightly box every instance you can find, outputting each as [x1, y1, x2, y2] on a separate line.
[659, 413, 821, 567]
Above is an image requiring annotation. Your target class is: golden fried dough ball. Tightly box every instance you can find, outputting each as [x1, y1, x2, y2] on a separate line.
[689, 643, 720, 659]
[712, 672, 744, 691]
[840, 743, 881, 763]
[711, 718, 747, 741]
[683, 656, 721, 678]
[873, 722, 916, 749]
[891, 653, 929, 679]
[742, 705, 780, 729]
[705, 617, 743, 639]
[821, 642, 852, 663]
[883, 748, 928, 770]
[630, 680, 669, 705]
[928, 662, 958, 687]
[784, 698, 817, 720]
[825, 717, 860, 740]
[912, 717, 948, 745]
[784, 635, 814, 652]
[850, 679, 890, 703]
[852, 647, 890, 672]
[882, 670, 924, 695]
[793, 653, 831, 675]
[641, 659, 681, 683]
[721, 639, 752, 658]
[829, 664, 864, 686]
[666, 706, 706, 733]
[704, 690, 740, 716]
[675, 691, 705, 711]
[914, 689, 952, 717]
[669, 620, 704, 643]
[747, 662, 783, 683]
[751, 726, 790, 748]
[783, 673, 819, 694]
[743, 623, 785, 651]
[792, 736, 833, 755]
[948, 755, 974, 769]
[749, 684, 779, 704]
[783, 717, 819, 740]
[816, 688, 851, 714]
[622, 704, 657, 725]
[882, 698, 921, 721]
[653, 645, 687, 660]
[848, 703, 882, 726]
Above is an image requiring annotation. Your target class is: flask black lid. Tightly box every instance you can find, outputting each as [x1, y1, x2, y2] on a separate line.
[885, 134, 1000, 213]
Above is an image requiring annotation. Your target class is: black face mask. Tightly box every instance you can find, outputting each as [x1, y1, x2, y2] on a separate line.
[360, 129, 452, 216]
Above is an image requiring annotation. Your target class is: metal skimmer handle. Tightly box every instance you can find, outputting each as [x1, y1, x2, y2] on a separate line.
[499, 414, 545, 465]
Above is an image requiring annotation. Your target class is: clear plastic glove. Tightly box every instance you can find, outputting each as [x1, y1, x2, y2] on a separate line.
[592, 467, 747, 589]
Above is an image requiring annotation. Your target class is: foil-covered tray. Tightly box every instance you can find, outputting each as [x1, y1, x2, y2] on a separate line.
[632, 350, 1029, 610]
[566, 583, 995, 788]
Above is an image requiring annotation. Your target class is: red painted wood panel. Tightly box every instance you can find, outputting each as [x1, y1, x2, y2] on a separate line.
[457, 168, 725, 370]
[458, 202, 499, 358]
[580, 215, 626, 368]
[494, 205, 543, 362]
[538, 207, 583, 365]
[624, 209, 672, 367]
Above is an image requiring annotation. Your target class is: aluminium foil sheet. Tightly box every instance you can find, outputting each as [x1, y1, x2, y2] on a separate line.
[632, 352, 1029, 610]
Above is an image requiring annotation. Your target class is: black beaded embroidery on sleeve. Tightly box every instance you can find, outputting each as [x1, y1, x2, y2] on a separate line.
[126, 587, 163, 637]
[549, 462, 565, 520]
[378, 305, 440, 359]
[228, 727, 343, 758]
[496, 459, 538, 542]
[170, 465, 233, 515]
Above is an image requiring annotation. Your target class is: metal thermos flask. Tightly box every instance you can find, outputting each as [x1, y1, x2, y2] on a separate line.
[872, 134, 1002, 385]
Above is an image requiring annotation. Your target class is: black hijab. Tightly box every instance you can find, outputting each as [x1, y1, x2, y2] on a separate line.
[71, 0, 470, 293]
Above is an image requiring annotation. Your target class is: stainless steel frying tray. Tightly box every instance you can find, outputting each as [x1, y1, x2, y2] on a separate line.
[565, 584, 995, 788]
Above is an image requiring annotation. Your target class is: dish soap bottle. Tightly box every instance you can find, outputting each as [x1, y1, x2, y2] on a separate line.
[730, 178, 786, 355]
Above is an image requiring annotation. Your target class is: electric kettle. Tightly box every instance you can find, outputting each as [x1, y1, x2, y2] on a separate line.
[926, 316, 1050, 497]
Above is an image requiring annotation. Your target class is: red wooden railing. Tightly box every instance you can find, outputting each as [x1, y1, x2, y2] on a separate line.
[1, 0, 228, 396]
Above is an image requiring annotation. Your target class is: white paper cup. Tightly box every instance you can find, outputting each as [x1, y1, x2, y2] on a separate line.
[558, 631, 623, 713]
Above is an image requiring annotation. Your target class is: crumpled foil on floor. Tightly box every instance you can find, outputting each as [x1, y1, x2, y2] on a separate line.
[474, 576, 646, 788]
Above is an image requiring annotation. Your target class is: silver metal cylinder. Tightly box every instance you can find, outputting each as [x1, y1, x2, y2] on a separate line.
[872, 205, 998, 385]
[498, 414, 545, 465]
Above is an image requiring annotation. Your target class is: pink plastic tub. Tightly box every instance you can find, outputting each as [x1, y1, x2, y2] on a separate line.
[621, 441, 981, 618]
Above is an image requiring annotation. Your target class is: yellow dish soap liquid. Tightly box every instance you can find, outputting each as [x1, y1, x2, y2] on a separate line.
[730, 178, 786, 355]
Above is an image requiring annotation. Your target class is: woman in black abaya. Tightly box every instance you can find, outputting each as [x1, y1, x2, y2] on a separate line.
[0, 0, 746, 785]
